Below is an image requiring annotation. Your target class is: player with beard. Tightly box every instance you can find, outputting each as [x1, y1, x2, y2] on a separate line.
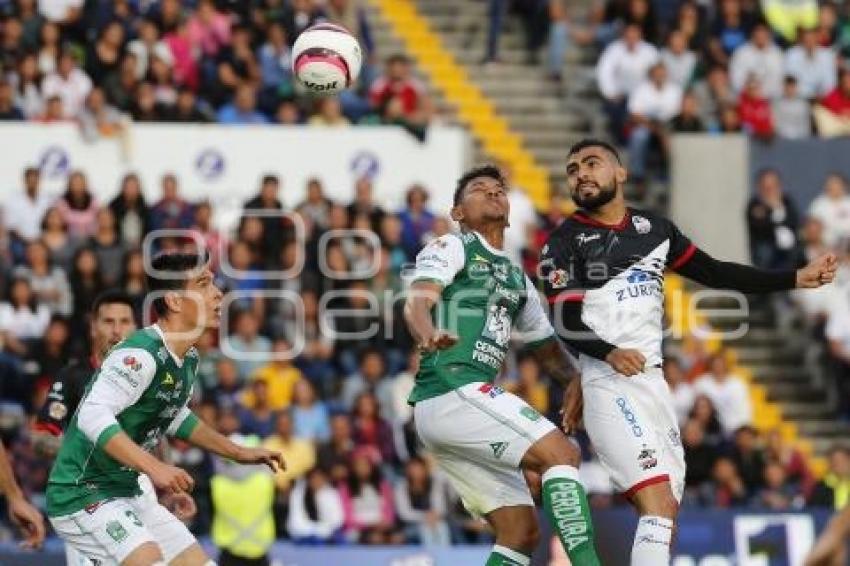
[34, 289, 197, 566]
[405, 165, 601, 566]
[541, 139, 836, 565]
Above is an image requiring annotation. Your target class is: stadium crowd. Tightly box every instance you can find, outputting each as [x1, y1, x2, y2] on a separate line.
[0, 0, 433, 138]
[0, 160, 847, 551]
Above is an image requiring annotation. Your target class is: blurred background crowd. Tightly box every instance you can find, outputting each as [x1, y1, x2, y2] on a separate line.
[0, 0, 847, 557]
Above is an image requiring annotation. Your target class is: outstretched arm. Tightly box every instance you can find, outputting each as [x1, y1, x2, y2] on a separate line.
[183, 418, 284, 472]
[673, 247, 837, 292]
[0, 444, 45, 549]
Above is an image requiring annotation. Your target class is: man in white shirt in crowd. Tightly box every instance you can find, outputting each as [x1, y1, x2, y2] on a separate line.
[784, 27, 837, 100]
[660, 29, 696, 88]
[38, 0, 83, 24]
[627, 62, 682, 184]
[3, 167, 52, 243]
[730, 23, 784, 99]
[694, 352, 753, 436]
[809, 173, 850, 250]
[41, 51, 92, 119]
[596, 23, 659, 143]
[772, 76, 812, 139]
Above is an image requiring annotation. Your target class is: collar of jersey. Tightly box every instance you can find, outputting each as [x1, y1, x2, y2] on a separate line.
[572, 209, 631, 231]
[471, 231, 509, 258]
[151, 323, 185, 367]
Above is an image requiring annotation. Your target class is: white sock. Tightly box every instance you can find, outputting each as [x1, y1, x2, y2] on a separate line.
[492, 545, 531, 565]
[631, 515, 673, 566]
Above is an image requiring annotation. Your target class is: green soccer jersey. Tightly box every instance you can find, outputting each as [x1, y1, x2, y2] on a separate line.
[46, 325, 200, 517]
[408, 231, 554, 404]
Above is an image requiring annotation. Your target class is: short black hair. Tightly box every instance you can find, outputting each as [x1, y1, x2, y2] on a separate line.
[261, 174, 279, 186]
[147, 252, 208, 317]
[91, 289, 136, 316]
[453, 164, 505, 207]
[567, 139, 622, 164]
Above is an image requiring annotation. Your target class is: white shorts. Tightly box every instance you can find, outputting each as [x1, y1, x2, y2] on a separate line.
[414, 381, 557, 517]
[50, 493, 197, 565]
[581, 366, 685, 501]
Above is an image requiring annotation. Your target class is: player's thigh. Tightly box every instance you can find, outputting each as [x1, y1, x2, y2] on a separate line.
[50, 498, 161, 565]
[432, 446, 533, 519]
[131, 498, 201, 564]
[415, 382, 556, 469]
[643, 369, 687, 503]
[582, 375, 670, 497]
[168, 543, 211, 566]
[122, 542, 166, 566]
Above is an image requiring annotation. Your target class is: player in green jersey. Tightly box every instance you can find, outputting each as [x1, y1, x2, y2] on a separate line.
[404, 165, 601, 566]
[46, 252, 285, 566]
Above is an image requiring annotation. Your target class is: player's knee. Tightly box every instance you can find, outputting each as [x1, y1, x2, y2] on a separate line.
[515, 520, 540, 550]
[539, 432, 581, 469]
[638, 493, 678, 520]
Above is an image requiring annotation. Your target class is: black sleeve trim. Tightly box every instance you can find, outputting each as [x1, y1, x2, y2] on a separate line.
[673, 248, 796, 292]
[552, 300, 617, 361]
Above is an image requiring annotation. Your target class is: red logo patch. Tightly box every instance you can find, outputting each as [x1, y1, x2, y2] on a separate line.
[123, 356, 141, 371]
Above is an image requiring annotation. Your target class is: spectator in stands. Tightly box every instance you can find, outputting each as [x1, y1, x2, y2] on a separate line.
[130, 81, 168, 122]
[694, 352, 753, 436]
[682, 419, 716, 495]
[754, 462, 803, 510]
[166, 87, 211, 123]
[318, 413, 355, 484]
[596, 23, 659, 142]
[340, 348, 389, 411]
[119, 249, 146, 322]
[350, 391, 395, 464]
[671, 90, 705, 132]
[0, 277, 50, 355]
[309, 97, 351, 127]
[238, 379, 276, 437]
[814, 69, 850, 137]
[149, 173, 194, 232]
[186, 0, 231, 60]
[499, 161, 537, 269]
[41, 51, 92, 119]
[747, 168, 801, 270]
[12, 54, 45, 119]
[809, 174, 850, 250]
[287, 467, 345, 544]
[4, 167, 50, 243]
[707, 0, 756, 68]
[338, 446, 401, 544]
[218, 84, 268, 125]
[39, 208, 75, 271]
[738, 76, 775, 139]
[700, 456, 750, 507]
[627, 61, 682, 186]
[368, 54, 430, 128]
[688, 395, 724, 446]
[730, 23, 784, 99]
[56, 171, 98, 238]
[290, 379, 331, 443]
[660, 28, 696, 88]
[0, 80, 23, 120]
[246, 338, 303, 411]
[282, 0, 327, 44]
[67, 246, 104, 342]
[258, 22, 294, 108]
[810, 447, 850, 509]
[772, 76, 811, 139]
[14, 240, 72, 316]
[244, 174, 288, 258]
[764, 429, 815, 498]
[190, 201, 225, 272]
[36, 22, 60, 76]
[347, 176, 385, 238]
[264, 409, 317, 491]
[39, 0, 83, 26]
[296, 178, 333, 232]
[296, 291, 337, 393]
[395, 456, 450, 546]
[692, 65, 735, 132]
[507, 354, 550, 416]
[108, 173, 149, 248]
[731, 425, 767, 496]
[205, 358, 243, 408]
[227, 310, 272, 382]
[78, 87, 126, 141]
[762, 0, 818, 46]
[275, 98, 302, 124]
[664, 357, 695, 424]
[85, 20, 125, 86]
[398, 184, 434, 261]
[784, 27, 837, 101]
[718, 103, 743, 133]
[128, 18, 170, 80]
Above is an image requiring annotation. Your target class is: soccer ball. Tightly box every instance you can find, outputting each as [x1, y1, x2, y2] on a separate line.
[292, 24, 362, 94]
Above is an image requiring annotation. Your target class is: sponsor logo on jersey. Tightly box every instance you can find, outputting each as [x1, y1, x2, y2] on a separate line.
[615, 397, 643, 437]
[520, 406, 542, 422]
[48, 401, 67, 421]
[637, 447, 657, 470]
[469, 262, 490, 277]
[419, 253, 449, 267]
[576, 232, 601, 245]
[430, 238, 448, 249]
[632, 215, 651, 234]
[478, 383, 505, 398]
[159, 406, 180, 419]
[617, 269, 662, 302]
[541, 244, 549, 255]
[549, 269, 570, 289]
[105, 520, 128, 543]
[162, 373, 175, 387]
[123, 356, 142, 371]
[156, 347, 168, 364]
[492, 263, 509, 282]
[482, 305, 511, 347]
[490, 441, 509, 459]
[84, 501, 103, 514]
[473, 340, 507, 369]
[494, 283, 520, 304]
[668, 427, 681, 447]
[626, 269, 651, 283]
[548, 480, 590, 551]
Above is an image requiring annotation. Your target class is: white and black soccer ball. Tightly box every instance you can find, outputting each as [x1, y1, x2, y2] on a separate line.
[292, 23, 362, 94]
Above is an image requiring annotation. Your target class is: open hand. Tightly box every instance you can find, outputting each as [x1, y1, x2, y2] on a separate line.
[8, 496, 45, 550]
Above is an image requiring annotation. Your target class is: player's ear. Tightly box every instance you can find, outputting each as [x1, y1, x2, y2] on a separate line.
[615, 164, 627, 185]
[163, 290, 182, 314]
[450, 205, 464, 223]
